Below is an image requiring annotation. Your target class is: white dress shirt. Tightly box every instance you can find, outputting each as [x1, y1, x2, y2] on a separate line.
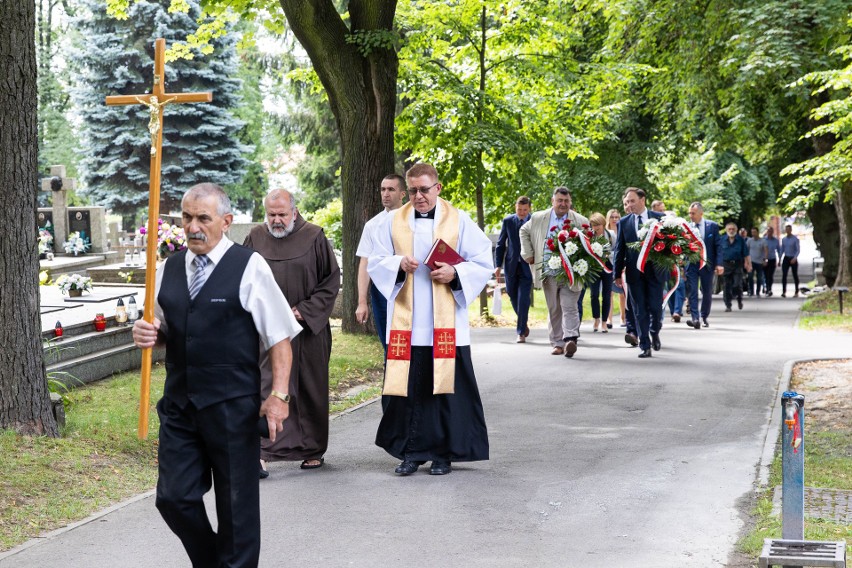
[153, 236, 301, 350]
[356, 209, 391, 259]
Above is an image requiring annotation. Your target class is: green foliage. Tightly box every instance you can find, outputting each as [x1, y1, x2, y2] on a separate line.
[303, 197, 342, 249]
[395, 0, 648, 226]
[72, 0, 250, 218]
[345, 29, 398, 57]
[781, 32, 852, 210]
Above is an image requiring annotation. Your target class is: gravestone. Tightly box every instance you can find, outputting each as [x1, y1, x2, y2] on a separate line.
[39, 165, 75, 253]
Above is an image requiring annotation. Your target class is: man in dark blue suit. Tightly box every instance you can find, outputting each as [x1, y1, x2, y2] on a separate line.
[684, 202, 722, 329]
[612, 187, 665, 358]
[494, 196, 533, 343]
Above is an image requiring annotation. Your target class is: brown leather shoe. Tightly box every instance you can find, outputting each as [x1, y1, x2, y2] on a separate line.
[564, 340, 577, 358]
[516, 335, 525, 343]
[672, 313, 681, 323]
[624, 333, 639, 347]
[551, 346, 564, 355]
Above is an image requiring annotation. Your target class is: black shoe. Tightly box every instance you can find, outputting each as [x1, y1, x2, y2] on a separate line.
[430, 460, 452, 475]
[606, 323, 613, 329]
[395, 460, 425, 476]
[651, 334, 661, 351]
[259, 460, 269, 480]
[702, 318, 709, 327]
[725, 306, 732, 312]
[737, 298, 743, 310]
[564, 340, 577, 358]
[638, 349, 652, 358]
[686, 319, 699, 329]
[624, 333, 639, 347]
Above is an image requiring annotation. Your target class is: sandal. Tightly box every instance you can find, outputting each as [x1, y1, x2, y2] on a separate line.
[300, 458, 324, 470]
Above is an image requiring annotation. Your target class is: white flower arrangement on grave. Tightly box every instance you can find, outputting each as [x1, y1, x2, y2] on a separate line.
[63, 232, 90, 256]
[38, 229, 54, 255]
[56, 273, 93, 295]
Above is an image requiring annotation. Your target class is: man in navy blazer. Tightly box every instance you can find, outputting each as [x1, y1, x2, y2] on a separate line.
[684, 202, 722, 329]
[494, 196, 533, 343]
[612, 187, 666, 358]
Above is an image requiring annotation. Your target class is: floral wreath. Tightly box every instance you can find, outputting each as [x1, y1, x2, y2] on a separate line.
[541, 218, 612, 288]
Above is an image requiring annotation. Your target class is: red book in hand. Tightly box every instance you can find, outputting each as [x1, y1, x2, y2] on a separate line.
[424, 238, 465, 271]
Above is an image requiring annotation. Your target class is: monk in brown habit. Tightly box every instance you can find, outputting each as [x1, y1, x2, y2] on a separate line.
[244, 189, 340, 473]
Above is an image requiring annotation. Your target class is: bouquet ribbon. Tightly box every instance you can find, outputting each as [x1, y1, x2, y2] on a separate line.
[661, 266, 680, 308]
[683, 222, 707, 269]
[636, 220, 662, 273]
[579, 233, 612, 273]
[557, 240, 575, 286]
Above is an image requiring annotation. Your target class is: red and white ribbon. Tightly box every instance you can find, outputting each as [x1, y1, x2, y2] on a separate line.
[636, 221, 662, 273]
[579, 233, 612, 273]
[661, 266, 680, 308]
[683, 221, 707, 269]
[557, 240, 575, 286]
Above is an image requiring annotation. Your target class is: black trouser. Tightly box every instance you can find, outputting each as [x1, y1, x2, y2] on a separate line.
[156, 395, 261, 568]
[723, 260, 744, 307]
[782, 257, 799, 295]
[764, 259, 777, 294]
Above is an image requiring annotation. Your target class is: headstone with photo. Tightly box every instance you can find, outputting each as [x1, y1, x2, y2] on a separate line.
[39, 165, 75, 253]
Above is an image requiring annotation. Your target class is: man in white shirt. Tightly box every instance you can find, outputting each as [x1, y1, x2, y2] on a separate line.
[132, 183, 301, 567]
[355, 174, 406, 350]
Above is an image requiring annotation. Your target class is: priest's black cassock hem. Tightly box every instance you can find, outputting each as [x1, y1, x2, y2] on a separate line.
[375, 346, 489, 463]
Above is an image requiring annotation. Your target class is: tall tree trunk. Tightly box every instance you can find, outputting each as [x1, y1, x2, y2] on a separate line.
[0, 0, 58, 436]
[280, 0, 396, 334]
[808, 197, 839, 287]
[833, 180, 852, 287]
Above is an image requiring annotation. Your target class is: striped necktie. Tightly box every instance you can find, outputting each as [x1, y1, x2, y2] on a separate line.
[188, 254, 210, 299]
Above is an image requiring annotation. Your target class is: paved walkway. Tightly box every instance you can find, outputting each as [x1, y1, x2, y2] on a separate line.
[3, 280, 848, 567]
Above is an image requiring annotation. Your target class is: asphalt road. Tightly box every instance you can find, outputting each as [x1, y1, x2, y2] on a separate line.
[3, 288, 848, 567]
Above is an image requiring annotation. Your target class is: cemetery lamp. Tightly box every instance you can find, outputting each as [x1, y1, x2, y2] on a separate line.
[93, 313, 107, 332]
[54, 321, 63, 338]
[115, 298, 128, 325]
[127, 296, 139, 321]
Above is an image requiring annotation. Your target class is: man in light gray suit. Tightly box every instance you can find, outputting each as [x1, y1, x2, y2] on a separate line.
[520, 187, 590, 358]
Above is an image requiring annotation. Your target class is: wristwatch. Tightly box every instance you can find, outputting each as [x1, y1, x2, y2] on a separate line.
[270, 390, 291, 403]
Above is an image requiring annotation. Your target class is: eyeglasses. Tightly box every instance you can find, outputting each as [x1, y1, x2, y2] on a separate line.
[407, 182, 439, 196]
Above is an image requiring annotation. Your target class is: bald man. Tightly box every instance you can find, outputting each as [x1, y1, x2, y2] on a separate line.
[244, 189, 340, 473]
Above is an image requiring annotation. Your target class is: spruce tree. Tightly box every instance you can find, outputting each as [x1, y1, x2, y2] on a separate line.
[71, 0, 249, 219]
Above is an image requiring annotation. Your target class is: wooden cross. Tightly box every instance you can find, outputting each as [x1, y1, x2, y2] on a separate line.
[105, 38, 212, 439]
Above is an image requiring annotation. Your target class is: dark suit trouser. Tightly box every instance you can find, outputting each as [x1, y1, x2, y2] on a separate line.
[764, 259, 777, 293]
[627, 277, 663, 351]
[369, 282, 388, 352]
[505, 265, 532, 335]
[685, 263, 715, 321]
[782, 257, 799, 294]
[156, 395, 261, 568]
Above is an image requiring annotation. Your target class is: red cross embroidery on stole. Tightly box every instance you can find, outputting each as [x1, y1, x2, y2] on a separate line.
[388, 330, 412, 360]
[433, 328, 456, 359]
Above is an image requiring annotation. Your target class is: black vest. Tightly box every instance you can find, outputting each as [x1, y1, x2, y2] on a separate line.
[159, 245, 260, 409]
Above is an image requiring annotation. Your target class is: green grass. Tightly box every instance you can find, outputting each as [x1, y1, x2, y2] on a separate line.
[0, 328, 384, 552]
[799, 290, 852, 331]
[470, 287, 623, 328]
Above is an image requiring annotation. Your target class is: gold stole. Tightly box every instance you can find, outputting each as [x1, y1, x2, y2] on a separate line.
[384, 198, 460, 396]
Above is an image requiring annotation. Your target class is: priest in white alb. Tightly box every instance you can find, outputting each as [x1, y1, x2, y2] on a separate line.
[368, 163, 493, 476]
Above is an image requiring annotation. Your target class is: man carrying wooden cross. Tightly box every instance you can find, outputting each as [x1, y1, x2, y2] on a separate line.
[368, 163, 493, 476]
[132, 183, 301, 566]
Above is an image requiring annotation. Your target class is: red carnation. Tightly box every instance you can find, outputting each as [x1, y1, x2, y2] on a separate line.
[581, 223, 590, 229]
[550, 226, 557, 232]
[547, 238, 555, 250]
[568, 229, 578, 238]
[557, 232, 568, 243]
[653, 241, 666, 252]
[670, 244, 683, 255]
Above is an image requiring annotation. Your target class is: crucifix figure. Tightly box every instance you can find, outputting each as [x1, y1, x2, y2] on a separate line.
[105, 38, 212, 439]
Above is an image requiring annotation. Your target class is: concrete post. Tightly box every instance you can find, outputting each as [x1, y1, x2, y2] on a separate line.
[781, 391, 805, 541]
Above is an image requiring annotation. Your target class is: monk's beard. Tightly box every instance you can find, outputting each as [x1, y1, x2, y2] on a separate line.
[267, 218, 295, 238]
